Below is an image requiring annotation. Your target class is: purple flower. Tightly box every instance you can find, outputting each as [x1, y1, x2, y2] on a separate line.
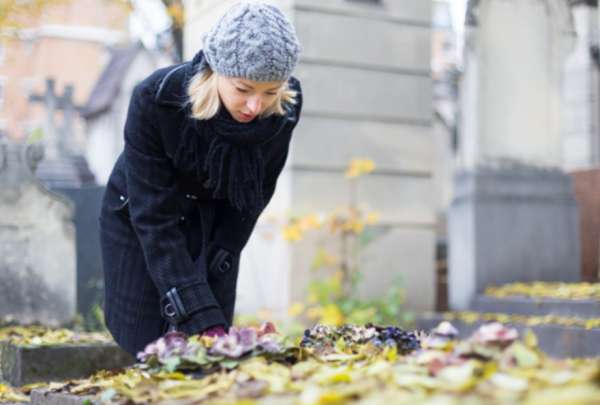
[432, 321, 459, 339]
[257, 334, 282, 353]
[136, 331, 191, 363]
[208, 327, 262, 358]
[471, 322, 518, 347]
[238, 327, 258, 351]
[258, 322, 277, 336]
[163, 331, 188, 350]
[210, 334, 245, 358]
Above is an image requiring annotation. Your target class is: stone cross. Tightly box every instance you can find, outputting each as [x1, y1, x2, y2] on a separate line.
[29, 78, 95, 188]
[29, 78, 80, 158]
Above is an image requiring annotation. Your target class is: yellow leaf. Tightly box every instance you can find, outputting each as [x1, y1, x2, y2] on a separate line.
[344, 159, 376, 178]
[317, 391, 345, 404]
[288, 302, 305, 317]
[385, 346, 398, 362]
[282, 224, 303, 241]
[319, 304, 344, 326]
[299, 214, 322, 230]
[365, 212, 380, 225]
[306, 307, 322, 320]
[351, 220, 364, 234]
[322, 370, 352, 384]
[524, 329, 539, 349]
[311, 248, 338, 270]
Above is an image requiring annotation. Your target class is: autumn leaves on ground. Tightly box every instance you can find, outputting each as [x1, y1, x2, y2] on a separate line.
[1, 320, 600, 404]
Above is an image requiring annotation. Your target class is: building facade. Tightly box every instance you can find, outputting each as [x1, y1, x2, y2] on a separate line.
[0, 0, 129, 139]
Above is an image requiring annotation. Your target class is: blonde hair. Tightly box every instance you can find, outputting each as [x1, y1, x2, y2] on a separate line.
[187, 67, 297, 121]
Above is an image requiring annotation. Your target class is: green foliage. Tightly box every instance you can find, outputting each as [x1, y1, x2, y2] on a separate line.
[27, 127, 44, 143]
[307, 272, 413, 328]
[284, 158, 413, 328]
[84, 303, 108, 333]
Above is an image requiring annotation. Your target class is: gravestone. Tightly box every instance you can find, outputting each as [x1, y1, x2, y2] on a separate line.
[450, 0, 579, 310]
[29, 77, 103, 321]
[0, 139, 76, 326]
[450, 165, 580, 310]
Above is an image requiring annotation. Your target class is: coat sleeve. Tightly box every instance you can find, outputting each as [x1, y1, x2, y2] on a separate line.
[210, 78, 303, 255]
[123, 82, 227, 334]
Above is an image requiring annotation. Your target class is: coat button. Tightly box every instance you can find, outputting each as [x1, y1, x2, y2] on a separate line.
[179, 216, 186, 222]
[163, 302, 176, 318]
[218, 260, 231, 273]
[119, 195, 126, 201]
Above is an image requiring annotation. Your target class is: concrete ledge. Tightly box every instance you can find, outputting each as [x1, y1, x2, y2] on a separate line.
[0, 342, 134, 386]
[30, 389, 95, 405]
[416, 313, 600, 358]
[472, 295, 600, 319]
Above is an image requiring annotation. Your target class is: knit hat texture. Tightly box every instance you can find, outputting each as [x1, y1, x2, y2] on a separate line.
[202, 1, 301, 82]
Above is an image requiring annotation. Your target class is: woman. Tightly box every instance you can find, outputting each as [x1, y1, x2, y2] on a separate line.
[99, 2, 302, 357]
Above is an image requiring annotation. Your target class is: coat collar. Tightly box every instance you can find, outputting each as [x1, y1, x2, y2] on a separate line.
[153, 61, 192, 107]
[154, 49, 208, 108]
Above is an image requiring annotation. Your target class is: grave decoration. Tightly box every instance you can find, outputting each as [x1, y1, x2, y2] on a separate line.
[33, 321, 600, 404]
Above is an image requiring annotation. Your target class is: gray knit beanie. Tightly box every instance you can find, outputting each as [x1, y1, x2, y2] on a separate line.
[202, 1, 301, 82]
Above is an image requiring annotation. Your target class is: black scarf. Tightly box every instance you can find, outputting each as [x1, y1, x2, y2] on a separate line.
[174, 51, 291, 214]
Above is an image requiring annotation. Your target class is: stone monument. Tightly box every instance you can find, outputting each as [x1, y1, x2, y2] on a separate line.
[0, 139, 76, 326]
[450, 0, 580, 309]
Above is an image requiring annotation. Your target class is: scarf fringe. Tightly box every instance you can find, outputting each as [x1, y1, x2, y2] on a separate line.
[173, 104, 288, 214]
[200, 135, 266, 213]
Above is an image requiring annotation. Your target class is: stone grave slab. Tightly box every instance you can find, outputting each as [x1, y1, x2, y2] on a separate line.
[31, 389, 94, 405]
[0, 342, 134, 386]
[471, 295, 600, 319]
[417, 313, 600, 358]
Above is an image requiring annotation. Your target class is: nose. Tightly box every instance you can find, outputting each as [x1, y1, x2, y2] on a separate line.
[247, 96, 262, 115]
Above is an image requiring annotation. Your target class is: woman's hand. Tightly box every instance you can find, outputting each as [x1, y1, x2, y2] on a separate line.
[201, 325, 226, 338]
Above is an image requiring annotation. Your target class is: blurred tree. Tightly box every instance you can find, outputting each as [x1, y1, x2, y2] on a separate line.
[0, 0, 68, 30]
[109, 0, 184, 61]
[161, 0, 184, 61]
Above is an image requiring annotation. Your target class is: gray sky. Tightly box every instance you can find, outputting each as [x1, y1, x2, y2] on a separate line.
[450, 0, 467, 33]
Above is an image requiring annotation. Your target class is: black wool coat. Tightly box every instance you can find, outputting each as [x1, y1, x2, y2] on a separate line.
[99, 58, 302, 357]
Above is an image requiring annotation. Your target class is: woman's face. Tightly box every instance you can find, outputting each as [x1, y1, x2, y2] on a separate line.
[216, 75, 284, 123]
